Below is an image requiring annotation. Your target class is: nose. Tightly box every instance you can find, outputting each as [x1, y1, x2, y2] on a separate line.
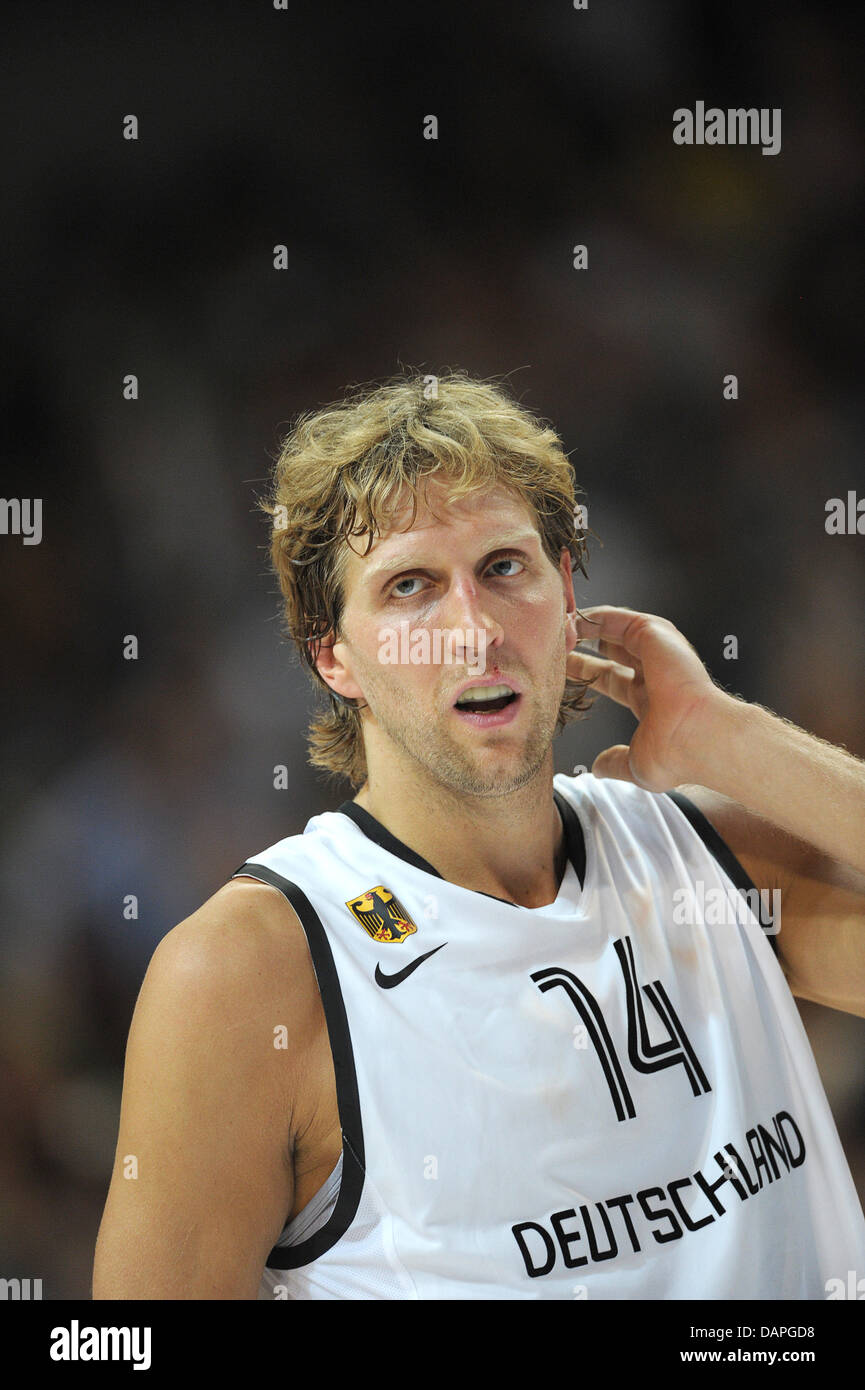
[438, 573, 504, 660]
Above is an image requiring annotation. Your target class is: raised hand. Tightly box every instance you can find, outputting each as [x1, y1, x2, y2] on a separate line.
[568, 605, 724, 791]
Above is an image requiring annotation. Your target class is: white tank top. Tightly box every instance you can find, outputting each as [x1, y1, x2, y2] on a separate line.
[232, 772, 865, 1299]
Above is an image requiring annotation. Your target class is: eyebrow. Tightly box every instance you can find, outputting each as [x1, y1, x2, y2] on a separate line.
[364, 531, 543, 585]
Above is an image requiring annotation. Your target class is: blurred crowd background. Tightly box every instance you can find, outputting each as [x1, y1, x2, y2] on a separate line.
[1, 1, 863, 1297]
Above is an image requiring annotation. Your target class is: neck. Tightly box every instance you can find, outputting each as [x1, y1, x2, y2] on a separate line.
[353, 752, 567, 909]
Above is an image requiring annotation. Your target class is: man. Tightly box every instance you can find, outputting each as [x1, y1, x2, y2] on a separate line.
[93, 372, 865, 1299]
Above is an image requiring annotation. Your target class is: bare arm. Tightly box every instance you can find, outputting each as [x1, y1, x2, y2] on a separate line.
[570, 605, 865, 1015]
[572, 605, 865, 875]
[678, 783, 865, 1018]
[93, 879, 316, 1299]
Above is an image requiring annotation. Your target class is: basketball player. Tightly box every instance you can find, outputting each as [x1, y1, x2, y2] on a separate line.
[93, 372, 865, 1299]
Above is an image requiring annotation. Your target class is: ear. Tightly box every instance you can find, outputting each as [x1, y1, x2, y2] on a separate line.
[310, 630, 366, 703]
[559, 548, 579, 652]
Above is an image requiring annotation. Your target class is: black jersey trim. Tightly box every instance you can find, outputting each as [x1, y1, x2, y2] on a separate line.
[231, 861, 366, 1270]
[553, 788, 587, 891]
[664, 791, 780, 957]
[337, 794, 585, 902]
[336, 801, 446, 880]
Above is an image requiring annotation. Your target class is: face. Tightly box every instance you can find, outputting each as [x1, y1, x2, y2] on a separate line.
[316, 481, 579, 799]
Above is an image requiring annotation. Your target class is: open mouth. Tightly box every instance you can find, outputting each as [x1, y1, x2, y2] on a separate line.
[455, 691, 518, 714]
[453, 684, 522, 722]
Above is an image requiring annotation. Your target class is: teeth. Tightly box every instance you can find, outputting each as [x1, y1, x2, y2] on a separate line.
[456, 684, 515, 704]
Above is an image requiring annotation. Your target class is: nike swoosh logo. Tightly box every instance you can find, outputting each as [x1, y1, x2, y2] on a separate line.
[374, 942, 448, 989]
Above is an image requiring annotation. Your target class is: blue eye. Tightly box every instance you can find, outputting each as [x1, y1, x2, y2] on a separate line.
[388, 556, 525, 599]
[392, 576, 424, 596]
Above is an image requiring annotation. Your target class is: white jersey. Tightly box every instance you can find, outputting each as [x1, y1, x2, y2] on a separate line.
[231, 772, 865, 1300]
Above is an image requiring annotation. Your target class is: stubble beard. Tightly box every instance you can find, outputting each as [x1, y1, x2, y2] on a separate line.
[358, 656, 566, 801]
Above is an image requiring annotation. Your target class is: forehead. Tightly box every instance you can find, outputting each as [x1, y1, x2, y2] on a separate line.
[339, 482, 543, 594]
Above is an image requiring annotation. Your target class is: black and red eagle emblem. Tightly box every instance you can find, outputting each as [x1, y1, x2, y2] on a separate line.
[345, 886, 418, 943]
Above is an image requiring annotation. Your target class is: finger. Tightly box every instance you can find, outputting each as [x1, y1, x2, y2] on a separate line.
[567, 652, 636, 709]
[597, 637, 639, 668]
[575, 606, 670, 662]
[572, 634, 636, 667]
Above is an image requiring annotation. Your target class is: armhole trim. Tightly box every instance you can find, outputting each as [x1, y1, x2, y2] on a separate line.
[553, 788, 587, 889]
[664, 792, 780, 958]
[232, 861, 366, 1269]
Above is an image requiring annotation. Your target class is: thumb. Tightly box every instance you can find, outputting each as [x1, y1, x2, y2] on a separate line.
[591, 744, 636, 783]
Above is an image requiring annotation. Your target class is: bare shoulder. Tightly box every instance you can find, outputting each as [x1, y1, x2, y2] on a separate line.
[675, 786, 865, 1015]
[138, 875, 323, 1059]
[93, 875, 321, 1298]
[151, 875, 314, 1000]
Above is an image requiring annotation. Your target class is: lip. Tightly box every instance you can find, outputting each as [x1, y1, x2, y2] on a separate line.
[451, 676, 524, 706]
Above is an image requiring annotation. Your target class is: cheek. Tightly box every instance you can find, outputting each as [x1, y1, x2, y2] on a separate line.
[360, 629, 438, 689]
[511, 594, 565, 642]
[512, 580, 562, 616]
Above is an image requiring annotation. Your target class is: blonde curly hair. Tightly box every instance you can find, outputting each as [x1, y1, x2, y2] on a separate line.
[260, 369, 594, 787]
